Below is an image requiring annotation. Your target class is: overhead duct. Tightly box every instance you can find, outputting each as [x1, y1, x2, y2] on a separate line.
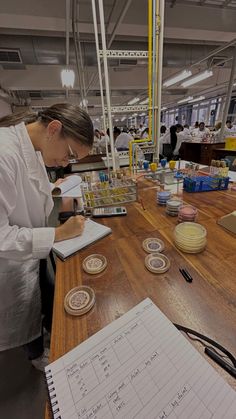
[0, 48, 22, 63]
[0, 34, 235, 69]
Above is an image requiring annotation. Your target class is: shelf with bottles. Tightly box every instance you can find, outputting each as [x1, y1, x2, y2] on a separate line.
[81, 171, 137, 209]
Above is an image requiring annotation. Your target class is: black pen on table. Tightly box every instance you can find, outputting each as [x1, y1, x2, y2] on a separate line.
[205, 347, 236, 378]
[179, 268, 193, 283]
[73, 198, 78, 216]
[183, 268, 193, 282]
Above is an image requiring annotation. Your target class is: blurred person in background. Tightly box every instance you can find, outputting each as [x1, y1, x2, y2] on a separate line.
[141, 127, 149, 139]
[173, 124, 192, 156]
[160, 125, 167, 136]
[159, 124, 182, 156]
[114, 127, 133, 151]
[191, 122, 210, 141]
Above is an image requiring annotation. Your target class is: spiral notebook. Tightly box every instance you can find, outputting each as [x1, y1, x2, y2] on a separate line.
[45, 298, 236, 419]
[51, 175, 82, 197]
[52, 219, 111, 259]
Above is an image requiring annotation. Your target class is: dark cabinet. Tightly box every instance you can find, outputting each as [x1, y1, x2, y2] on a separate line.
[179, 142, 225, 165]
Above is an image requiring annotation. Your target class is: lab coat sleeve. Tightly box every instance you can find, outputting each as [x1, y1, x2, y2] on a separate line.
[0, 154, 55, 261]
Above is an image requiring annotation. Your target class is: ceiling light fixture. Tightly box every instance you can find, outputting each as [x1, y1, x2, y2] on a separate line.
[188, 95, 205, 103]
[121, 116, 126, 121]
[177, 96, 193, 104]
[163, 70, 192, 88]
[140, 98, 149, 105]
[161, 107, 167, 111]
[61, 69, 75, 88]
[181, 70, 213, 88]
[128, 97, 140, 105]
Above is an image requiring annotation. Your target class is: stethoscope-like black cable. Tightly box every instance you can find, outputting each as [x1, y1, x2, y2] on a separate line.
[174, 323, 236, 378]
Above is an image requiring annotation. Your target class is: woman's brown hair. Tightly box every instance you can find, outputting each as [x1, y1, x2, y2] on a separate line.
[0, 103, 94, 147]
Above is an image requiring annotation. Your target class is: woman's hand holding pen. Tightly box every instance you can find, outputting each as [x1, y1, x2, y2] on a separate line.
[55, 215, 85, 242]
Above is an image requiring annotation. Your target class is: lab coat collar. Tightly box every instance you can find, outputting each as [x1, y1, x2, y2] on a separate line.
[15, 123, 53, 212]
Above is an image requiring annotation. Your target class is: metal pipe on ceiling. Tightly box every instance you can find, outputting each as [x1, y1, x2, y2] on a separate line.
[87, 0, 132, 95]
[192, 38, 236, 68]
[152, 0, 157, 145]
[156, 0, 165, 159]
[148, 0, 153, 140]
[91, 0, 110, 177]
[108, 0, 132, 48]
[72, 0, 86, 104]
[65, 0, 70, 99]
[98, 0, 116, 169]
[75, 0, 87, 108]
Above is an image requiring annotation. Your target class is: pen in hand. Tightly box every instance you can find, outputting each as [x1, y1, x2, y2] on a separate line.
[73, 198, 78, 216]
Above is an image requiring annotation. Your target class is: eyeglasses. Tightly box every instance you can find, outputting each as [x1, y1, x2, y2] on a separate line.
[67, 142, 79, 161]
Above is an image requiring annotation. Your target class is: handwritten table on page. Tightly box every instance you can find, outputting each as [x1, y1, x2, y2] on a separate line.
[45, 299, 236, 419]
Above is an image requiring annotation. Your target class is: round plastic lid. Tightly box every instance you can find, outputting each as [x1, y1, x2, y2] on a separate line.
[64, 286, 95, 316]
[142, 238, 165, 253]
[82, 254, 107, 274]
[145, 253, 171, 274]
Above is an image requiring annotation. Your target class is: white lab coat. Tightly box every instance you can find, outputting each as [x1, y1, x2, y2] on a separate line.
[191, 127, 210, 141]
[159, 130, 171, 155]
[0, 122, 55, 351]
[115, 133, 133, 150]
[173, 129, 192, 156]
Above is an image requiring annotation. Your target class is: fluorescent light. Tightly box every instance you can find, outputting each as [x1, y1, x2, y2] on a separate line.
[61, 69, 75, 88]
[188, 95, 205, 103]
[132, 113, 138, 117]
[115, 119, 119, 122]
[140, 113, 146, 116]
[163, 70, 192, 87]
[140, 98, 149, 105]
[161, 107, 167, 111]
[233, 82, 236, 86]
[128, 97, 140, 105]
[121, 116, 126, 121]
[181, 70, 213, 88]
[177, 96, 193, 104]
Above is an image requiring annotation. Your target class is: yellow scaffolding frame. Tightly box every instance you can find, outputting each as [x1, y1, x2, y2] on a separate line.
[129, 139, 150, 171]
[148, 0, 152, 141]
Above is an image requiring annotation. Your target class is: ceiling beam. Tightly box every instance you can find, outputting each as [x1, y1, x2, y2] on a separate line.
[108, 0, 133, 48]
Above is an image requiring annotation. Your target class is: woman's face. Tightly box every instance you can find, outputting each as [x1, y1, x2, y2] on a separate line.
[42, 120, 91, 167]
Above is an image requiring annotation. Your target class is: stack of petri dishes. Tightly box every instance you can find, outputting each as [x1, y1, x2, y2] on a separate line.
[166, 199, 182, 216]
[174, 222, 207, 253]
[178, 204, 198, 223]
[157, 191, 171, 206]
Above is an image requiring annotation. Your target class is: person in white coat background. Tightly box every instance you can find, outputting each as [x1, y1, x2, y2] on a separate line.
[0, 103, 94, 370]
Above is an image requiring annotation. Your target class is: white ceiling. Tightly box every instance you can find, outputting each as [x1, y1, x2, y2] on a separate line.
[0, 0, 236, 116]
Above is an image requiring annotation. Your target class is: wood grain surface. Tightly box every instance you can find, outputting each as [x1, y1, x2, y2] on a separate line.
[45, 179, 236, 419]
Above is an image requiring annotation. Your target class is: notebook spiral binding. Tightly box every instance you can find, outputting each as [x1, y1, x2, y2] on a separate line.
[45, 369, 62, 419]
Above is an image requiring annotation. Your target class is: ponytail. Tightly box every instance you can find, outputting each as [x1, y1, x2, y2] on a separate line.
[0, 110, 38, 127]
[0, 103, 94, 148]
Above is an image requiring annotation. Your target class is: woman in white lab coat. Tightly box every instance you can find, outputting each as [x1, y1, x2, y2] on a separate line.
[173, 124, 192, 156]
[0, 103, 93, 370]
